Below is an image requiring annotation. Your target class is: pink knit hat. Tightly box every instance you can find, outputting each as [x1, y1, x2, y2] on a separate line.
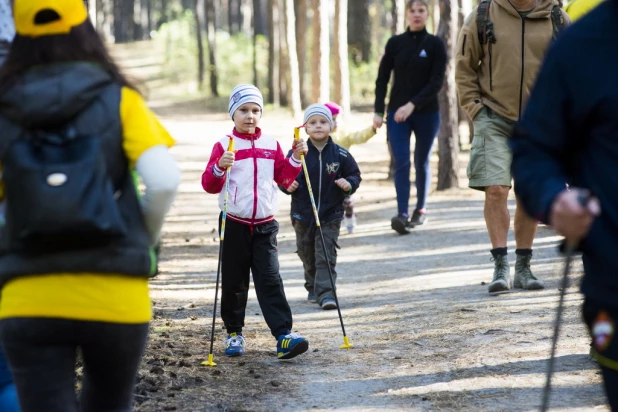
[324, 102, 341, 115]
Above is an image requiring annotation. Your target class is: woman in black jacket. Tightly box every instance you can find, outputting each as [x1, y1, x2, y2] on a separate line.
[374, 0, 446, 235]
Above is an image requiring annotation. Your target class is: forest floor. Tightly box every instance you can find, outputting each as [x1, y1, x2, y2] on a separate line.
[111, 42, 609, 412]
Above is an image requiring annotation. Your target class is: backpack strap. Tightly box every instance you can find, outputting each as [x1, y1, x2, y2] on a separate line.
[477, 0, 496, 46]
[550, 5, 566, 40]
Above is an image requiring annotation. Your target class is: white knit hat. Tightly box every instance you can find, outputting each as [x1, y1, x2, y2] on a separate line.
[228, 84, 264, 119]
[303, 104, 334, 130]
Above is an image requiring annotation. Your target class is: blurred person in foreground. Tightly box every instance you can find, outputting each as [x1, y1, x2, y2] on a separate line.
[511, 0, 618, 408]
[0, 0, 180, 410]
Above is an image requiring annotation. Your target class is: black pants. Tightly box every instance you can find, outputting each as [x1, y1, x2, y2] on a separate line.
[0, 318, 148, 412]
[583, 299, 618, 411]
[221, 218, 293, 338]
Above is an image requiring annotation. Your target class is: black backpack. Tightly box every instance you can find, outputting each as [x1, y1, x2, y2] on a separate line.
[2, 124, 127, 251]
[477, 0, 567, 46]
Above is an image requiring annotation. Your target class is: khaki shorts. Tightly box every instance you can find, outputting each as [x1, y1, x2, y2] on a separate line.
[467, 107, 516, 191]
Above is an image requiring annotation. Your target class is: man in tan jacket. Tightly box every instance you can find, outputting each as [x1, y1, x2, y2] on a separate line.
[455, 0, 569, 293]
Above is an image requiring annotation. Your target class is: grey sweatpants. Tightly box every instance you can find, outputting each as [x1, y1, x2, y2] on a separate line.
[292, 219, 341, 304]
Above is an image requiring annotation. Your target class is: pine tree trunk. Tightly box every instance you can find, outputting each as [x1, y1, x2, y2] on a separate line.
[295, 0, 308, 107]
[310, 0, 320, 103]
[113, 0, 135, 43]
[205, 0, 219, 96]
[391, 0, 405, 35]
[347, 0, 371, 63]
[437, 0, 460, 190]
[268, 0, 280, 105]
[194, 0, 206, 89]
[284, 0, 302, 117]
[334, 0, 350, 115]
[318, 0, 329, 101]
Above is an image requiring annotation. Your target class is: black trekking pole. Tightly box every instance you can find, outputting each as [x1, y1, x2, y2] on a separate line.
[202, 138, 235, 367]
[294, 127, 352, 350]
[541, 193, 589, 411]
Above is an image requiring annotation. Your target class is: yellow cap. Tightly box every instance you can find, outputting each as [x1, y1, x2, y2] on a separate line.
[14, 0, 88, 38]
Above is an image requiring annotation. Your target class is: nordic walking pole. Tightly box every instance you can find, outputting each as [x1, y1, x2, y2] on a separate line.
[540, 241, 574, 411]
[202, 137, 234, 367]
[294, 127, 352, 350]
[541, 192, 589, 411]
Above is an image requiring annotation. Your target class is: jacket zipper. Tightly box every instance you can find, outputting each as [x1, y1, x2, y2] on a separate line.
[518, 17, 526, 119]
[318, 151, 323, 214]
[251, 137, 258, 222]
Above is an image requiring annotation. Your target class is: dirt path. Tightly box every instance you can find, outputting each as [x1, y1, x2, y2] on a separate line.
[133, 108, 608, 412]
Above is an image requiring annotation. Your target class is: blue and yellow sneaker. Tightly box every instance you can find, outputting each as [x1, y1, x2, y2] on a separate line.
[276, 332, 309, 359]
[224, 333, 246, 357]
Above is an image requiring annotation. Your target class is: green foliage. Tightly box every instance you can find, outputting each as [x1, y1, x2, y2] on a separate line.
[153, 12, 380, 108]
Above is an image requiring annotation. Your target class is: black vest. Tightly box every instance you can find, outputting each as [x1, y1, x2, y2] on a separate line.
[0, 62, 155, 285]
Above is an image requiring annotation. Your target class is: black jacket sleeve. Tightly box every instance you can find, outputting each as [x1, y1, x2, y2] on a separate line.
[410, 37, 447, 110]
[374, 37, 396, 115]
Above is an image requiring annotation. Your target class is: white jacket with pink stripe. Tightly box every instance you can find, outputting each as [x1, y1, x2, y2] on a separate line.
[201, 128, 302, 226]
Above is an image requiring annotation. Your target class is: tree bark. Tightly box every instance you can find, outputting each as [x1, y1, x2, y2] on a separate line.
[284, 0, 302, 117]
[311, 0, 329, 102]
[334, 0, 350, 115]
[268, 0, 280, 105]
[194, 0, 206, 90]
[437, 0, 460, 190]
[205, 0, 219, 96]
[252, 0, 259, 86]
[279, 0, 289, 107]
[113, 0, 135, 43]
[391, 0, 405, 35]
[295, 0, 308, 107]
[348, 0, 371, 63]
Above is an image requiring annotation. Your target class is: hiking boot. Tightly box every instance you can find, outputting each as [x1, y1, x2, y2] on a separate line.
[307, 291, 317, 303]
[343, 214, 356, 234]
[320, 298, 337, 310]
[409, 210, 427, 227]
[488, 254, 511, 293]
[514, 254, 544, 290]
[391, 214, 411, 235]
[224, 333, 246, 357]
[277, 332, 309, 359]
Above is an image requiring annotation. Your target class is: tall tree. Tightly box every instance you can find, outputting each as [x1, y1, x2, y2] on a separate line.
[333, 0, 350, 115]
[294, 0, 308, 107]
[437, 0, 460, 189]
[252, 0, 260, 86]
[95, 0, 113, 42]
[113, 0, 135, 43]
[391, 0, 405, 35]
[194, 0, 206, 90]
[284, 0, 301, 117]
[311, 0, 329, 103]
[205, 0, 219, 96]
[268, 0, 280, 105]
[347, 0, 371, 63]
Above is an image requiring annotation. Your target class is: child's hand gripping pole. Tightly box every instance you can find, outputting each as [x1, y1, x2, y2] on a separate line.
[294, 127, 321, 227]
[294, 127, 352, 350]
[202, 137, 234, 367]
[219, 138, 234, 242]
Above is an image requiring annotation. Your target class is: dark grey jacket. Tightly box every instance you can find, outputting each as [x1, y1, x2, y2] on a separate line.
[0, 62, 156, 285]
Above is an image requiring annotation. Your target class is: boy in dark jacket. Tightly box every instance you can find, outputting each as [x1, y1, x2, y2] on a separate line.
[511, 2, 618, 408]
[282, 104, 361, 310]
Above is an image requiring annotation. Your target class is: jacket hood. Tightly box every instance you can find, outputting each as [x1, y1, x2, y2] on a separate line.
[0, 62, 113, 128]
[493, 0, 559, 18]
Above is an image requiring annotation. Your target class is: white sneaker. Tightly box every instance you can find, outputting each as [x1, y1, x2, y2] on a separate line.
[343, 215, 356, 234]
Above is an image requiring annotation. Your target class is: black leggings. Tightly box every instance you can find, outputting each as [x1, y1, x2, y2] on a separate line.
[0, 318, 148, 412]
[583, 299, 618, 411]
